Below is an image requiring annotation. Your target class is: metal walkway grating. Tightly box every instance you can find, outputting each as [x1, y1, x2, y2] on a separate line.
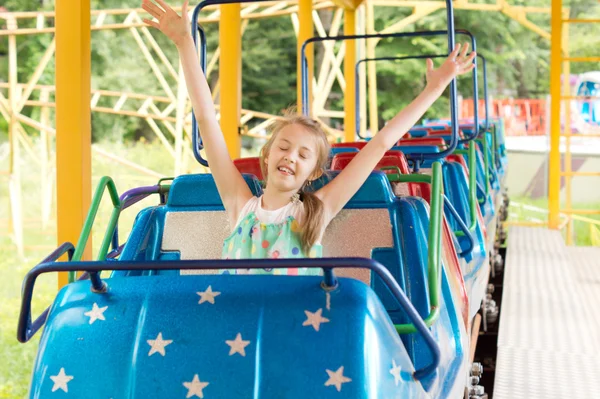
[493, 227, 600, 398]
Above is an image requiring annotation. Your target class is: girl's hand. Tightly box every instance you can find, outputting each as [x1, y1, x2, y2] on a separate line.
[425, 43, 476, 91]
[142, 0, 191, 47]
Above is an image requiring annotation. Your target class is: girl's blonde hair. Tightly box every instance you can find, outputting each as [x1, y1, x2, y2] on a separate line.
[259, 110, 330, 255]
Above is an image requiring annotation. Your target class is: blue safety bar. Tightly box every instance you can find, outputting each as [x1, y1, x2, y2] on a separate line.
[18, 256, 440, 380]
[443, 195, 475, 257]
[302, 32, 459, 161]
[353, 29, 479, 144]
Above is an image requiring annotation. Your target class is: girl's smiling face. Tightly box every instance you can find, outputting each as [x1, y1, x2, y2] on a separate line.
[264, 124, 320, 193]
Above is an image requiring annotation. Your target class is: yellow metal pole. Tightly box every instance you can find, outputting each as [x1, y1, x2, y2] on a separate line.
[297, 0, 313, 115]
[219, 4, 242, 158]
[548, 0, 562, 229]
[344, 8, 356, 142]
[366, 0, 378, 135]
[562, 21, 573, 244]
[56, 0, 92, 288]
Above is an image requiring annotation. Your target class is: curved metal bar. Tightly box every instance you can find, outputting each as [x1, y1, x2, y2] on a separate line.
[302, 30, 459, 160]
[71, 176, 121, 291]
[352, 29, 478, 144]
[191, 23, 209, 166]
[393, 162, 443, 336]
[478, 54, 489, 134]
[17, 242, 75, 343]
[443, 195, 475, 257]
[110, 185, 164, 253]
[19, 256, 440, 379]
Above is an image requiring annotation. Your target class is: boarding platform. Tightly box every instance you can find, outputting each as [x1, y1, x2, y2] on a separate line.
[494, 227, 600, 398]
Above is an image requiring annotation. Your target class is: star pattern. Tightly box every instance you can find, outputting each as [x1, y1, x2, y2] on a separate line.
[147, 332, 173, 357]
[324, 366, 352, 392]
[83, 303, 108, 324]
[46, 285, 394, 396]
[225, 333, 251, 357]
[390, 359, 402, 386]
[197, 285, 221, 305]
[50, 368, 73, 393]
[183, 374, 209, 398]
[302, 308, 330, 331]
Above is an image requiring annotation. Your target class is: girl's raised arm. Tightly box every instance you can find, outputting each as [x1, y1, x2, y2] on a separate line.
[142, 0, 253, 222]
[316, 44, 476, 220]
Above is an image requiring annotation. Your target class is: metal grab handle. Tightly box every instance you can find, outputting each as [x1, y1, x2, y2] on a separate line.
[353, 29, 479, 144]
[392, 162, 443, 336]
[301, 28, 459, 161]
[444, 195, 475, 257]
[110, 184, 170, 255]
[191, 0, 283, 166]
[18, 256, 440, 380]
[383, 166, 475, 258]
[453, 146, 478, 233]
[191, 23, 209, 166]
[71, 176, 121, 291]
[17, 242, 75, 343]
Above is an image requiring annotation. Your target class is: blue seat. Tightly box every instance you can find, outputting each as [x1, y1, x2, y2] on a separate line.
[110, 170, 466, 396]
[114, 173, 262, 276]
[329, 147, 358, 156]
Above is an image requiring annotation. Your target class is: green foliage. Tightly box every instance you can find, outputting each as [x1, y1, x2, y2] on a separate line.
[3, 0, 600, 141]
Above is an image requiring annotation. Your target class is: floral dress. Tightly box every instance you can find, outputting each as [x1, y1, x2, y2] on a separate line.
[221, 196, 323, 275]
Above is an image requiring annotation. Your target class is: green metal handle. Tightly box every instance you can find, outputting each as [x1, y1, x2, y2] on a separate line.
[476, 135, 490, 197]
[386, 173, 432, 184]
[379, 165, 403, 176]
[453, 147, 478, 236]
[69, 177, 122, 282]
[394, 162, 442, 334]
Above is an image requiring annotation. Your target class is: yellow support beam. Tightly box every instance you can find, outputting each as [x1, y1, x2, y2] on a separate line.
[297, 0, 313, 115]
[344, 8, 356, 142]
[548, 0, 562, 229]
[331, 0, 365, 11]
[219, 4, 242, 158]
[56, 0, 92, 288]
[365, 0, 378, 136]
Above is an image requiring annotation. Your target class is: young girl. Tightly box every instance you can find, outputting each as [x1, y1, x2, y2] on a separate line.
[141, 0, 476, 272]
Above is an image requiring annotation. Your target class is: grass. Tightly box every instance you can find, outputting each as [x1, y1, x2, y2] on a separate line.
[509, 196, 600, 246]
[0, 140, 597, 396]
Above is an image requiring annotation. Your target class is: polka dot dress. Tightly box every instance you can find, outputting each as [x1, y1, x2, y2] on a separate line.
[221, 211, 322, 275]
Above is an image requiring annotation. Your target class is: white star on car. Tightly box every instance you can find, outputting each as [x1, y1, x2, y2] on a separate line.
[324, 366, 352, 392]
[83, 303, 108, 324]
[147, 332, 173, 356]
[302, 308, 330, 331]
[196, 285, 221, 305]
[183, 374, 209, 398]
[50, 368, 74, 393]
[225, 333, 251, 357]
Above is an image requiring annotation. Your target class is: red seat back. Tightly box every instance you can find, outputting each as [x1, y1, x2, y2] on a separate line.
[331, 141, 368, 150]
[233, 157, 263, 180]
[330, 150, 410, 174]
[397, 137, 446, 147]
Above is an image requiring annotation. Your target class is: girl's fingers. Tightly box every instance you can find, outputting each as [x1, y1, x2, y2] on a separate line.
[182, 0, 189, 15]
[459, 42, 470, 59]
[451, 43, 461, 60]
[459, 52, 477, 69]
[154, 0, 173, 13]
[142, 3, 163, 19]
[426, 58, 434, 73]
[461, 63, 476, 74]
[143, 0, 165, 12]
[142, 18, 160, 29]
